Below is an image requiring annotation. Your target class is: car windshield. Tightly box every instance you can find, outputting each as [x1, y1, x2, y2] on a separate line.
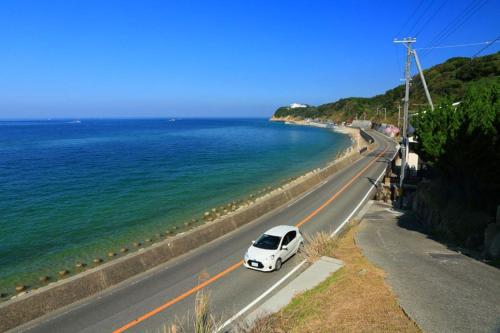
[253, 234, 281, 250]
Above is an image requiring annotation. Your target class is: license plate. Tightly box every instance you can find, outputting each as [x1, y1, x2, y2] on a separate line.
[251, 262, 258, 267]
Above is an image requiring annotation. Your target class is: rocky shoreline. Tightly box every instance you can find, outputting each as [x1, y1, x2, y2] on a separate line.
[270, 116, 367, 153]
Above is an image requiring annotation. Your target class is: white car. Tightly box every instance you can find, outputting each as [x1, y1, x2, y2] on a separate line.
[244, 225, 303, 272]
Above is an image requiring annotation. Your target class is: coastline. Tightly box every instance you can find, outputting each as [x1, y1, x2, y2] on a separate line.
[0, 124, 375, 332]
[0, 120, 353, 299]
[270, 115, 366, 152]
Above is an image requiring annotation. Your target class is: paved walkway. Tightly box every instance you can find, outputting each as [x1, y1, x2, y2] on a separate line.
[356, 201, 500, 333]
[244, 256, 344, 327]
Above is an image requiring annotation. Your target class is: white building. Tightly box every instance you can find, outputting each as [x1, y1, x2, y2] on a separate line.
[350, 120, 372, 129]
[289, 103, 307, 109]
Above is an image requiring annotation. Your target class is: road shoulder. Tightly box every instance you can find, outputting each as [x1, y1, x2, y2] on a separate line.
[239, 216, 420, 333]
[356, 201, 500, 333]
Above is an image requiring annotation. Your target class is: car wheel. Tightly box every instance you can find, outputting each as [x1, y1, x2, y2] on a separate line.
[298, 242, 304, 253]
[275, 258, 282, 271]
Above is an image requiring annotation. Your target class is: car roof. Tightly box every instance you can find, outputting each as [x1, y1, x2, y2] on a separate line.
[264, 225, 298, 237]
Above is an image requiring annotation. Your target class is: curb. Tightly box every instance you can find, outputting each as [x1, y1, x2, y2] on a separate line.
[244, 256, 344, 326]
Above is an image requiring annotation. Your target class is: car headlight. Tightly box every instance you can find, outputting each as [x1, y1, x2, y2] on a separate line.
[244, 252, 249, 260]
[267, 254, 275, 261]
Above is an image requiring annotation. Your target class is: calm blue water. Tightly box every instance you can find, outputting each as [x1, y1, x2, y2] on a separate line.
[0, 118, 350, 294]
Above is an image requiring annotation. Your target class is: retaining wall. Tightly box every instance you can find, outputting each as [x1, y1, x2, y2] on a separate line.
[0, 132, 377, 332]
[360, 128, 374, 144]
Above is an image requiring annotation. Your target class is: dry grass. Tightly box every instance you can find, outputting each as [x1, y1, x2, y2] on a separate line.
[243, 221, 420, 333]
[161, 272, 220, 333]
[300, 231, 338, 263]
[194, 289, 218, 333]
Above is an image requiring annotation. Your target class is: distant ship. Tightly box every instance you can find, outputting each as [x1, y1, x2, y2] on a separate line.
[168, 118, 176, 122]
[69, 120, 81, 124]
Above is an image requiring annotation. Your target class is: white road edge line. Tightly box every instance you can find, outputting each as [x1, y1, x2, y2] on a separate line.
[217, 143, 398, 332]
[217, 260, 307, 332]
[330, 160, 386, 237]
[287, 180, 328, 207]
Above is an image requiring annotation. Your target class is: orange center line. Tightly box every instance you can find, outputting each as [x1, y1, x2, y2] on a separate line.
[295, 143, 388, 228]
[113, 143, 389, 333]
[113, 260, 243, 333]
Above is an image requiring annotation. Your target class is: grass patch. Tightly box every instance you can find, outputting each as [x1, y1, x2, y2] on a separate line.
[300, 232, 338, 263]
[244, 221, 420, 333]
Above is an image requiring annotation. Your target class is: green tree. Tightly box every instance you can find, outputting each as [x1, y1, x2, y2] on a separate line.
[415, 77, 500, 212]
[413, 100, 462, 164]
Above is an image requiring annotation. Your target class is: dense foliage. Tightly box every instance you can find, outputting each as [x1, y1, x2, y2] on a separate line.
[414, 77, 499, 207]
[274, 52, 500, 123]
[413, 77, 500, 244]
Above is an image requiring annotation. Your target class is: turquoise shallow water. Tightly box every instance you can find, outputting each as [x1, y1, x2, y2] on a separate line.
[0, 118, 350, 294]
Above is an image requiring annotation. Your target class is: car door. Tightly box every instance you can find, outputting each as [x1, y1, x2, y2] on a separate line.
[280, 232, 292, 260]
[287, 230, 298, 254]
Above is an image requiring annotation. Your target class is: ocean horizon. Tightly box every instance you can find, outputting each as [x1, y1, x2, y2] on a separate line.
[0, 118, 350, 294]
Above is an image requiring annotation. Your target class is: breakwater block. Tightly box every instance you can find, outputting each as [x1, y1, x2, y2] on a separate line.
[15, 285, 25, 293]
[58, 270, 69, 277]
[38, 276, 49, 283]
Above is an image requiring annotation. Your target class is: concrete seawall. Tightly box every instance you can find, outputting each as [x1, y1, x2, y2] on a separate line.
[360, 129, 374, 144]
[0, 129, 376, 332]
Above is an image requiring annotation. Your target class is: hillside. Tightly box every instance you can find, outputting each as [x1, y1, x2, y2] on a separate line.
[273, 51, 500, 123]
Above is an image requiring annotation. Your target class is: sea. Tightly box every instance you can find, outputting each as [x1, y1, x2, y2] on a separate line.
[0, 118, 350, 295]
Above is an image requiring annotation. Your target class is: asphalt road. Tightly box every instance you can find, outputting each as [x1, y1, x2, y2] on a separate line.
[356, 201, 500, 333]
[13, 130, 398, 333]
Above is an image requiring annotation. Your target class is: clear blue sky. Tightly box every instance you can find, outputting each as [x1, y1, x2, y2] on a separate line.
[1, 0, 498, 119]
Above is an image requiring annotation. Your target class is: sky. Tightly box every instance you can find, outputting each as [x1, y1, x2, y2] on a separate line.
[0, 0, 499, 119]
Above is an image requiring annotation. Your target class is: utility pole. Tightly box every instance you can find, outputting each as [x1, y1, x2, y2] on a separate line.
[413, 49, 434, 110]
[397, 104, 401, 128]
[394, 37, 416, 203]
[382, 108, 387, 121]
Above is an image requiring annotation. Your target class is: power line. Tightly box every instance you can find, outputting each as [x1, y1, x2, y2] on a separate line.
[431, 0, 488, 47]
[422, 0, 488, 58]
[422, 0, 480, 56]
[407, 0, 436, 36]
[424, 0, 488, 58]
[427, 0, 483, 44]
[395, 0, 425, 38]
[416, 39, 499, 50]
[414, 0, 451, 37]
[472, 36, 500, 57]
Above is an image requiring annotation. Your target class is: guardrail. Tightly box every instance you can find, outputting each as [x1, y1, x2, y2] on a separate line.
[359, 129, 374, 144]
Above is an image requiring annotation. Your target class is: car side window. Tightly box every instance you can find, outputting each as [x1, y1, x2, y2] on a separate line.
[281, 233, 290, 246]
[282, 231, 296, 246]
